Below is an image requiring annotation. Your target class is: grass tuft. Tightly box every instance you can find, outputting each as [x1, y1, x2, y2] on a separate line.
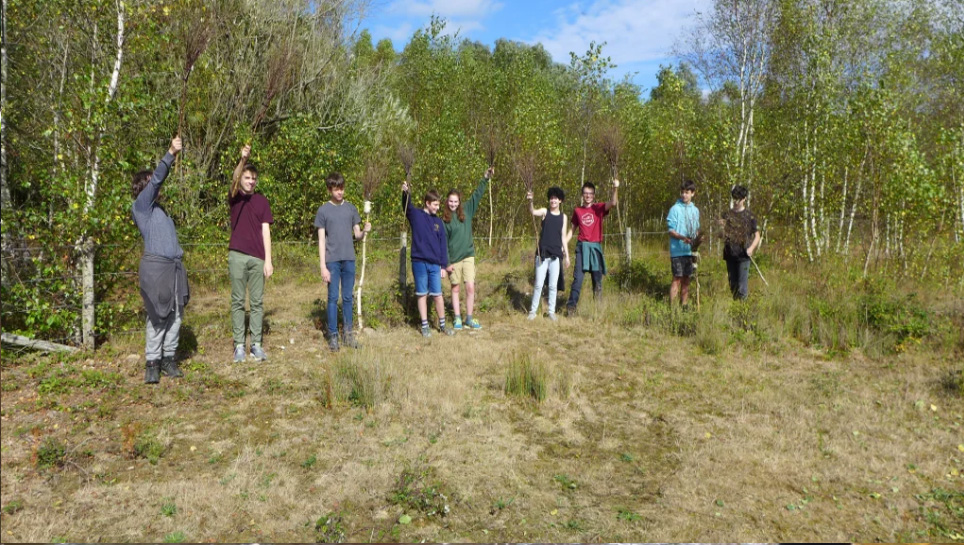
[504, 352, 548, 402]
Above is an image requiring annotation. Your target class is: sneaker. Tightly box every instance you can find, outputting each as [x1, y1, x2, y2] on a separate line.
[144, 360, 161, 384]
[547, 312, 558, 321]
[565, 305, 577, 317]
[527, 312, 536, 320]
[466, 318, 482, 330]
[420, 325, 432, 338]
[453, 317, 463, 330]
[160, 356, 183, 378]
[250, 344, 267, 361]
[343, 331, 358, 349]
[439, 325, 455, 336]
[328, 335, 340, 352]
[233, 344, 246, 363]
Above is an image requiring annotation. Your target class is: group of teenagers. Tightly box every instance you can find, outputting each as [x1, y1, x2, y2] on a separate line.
[132, 137, 761, 384]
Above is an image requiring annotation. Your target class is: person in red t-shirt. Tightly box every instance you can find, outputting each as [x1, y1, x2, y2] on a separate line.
[565, 180, 618, 316]
[228, 144, 274, 363]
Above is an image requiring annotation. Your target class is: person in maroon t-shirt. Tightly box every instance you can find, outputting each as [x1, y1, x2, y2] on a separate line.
[565, 179, 618, 316]
[228, 144, 274, 363]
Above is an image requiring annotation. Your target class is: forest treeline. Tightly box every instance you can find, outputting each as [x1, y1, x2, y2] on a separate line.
[1, 0, 962, 341]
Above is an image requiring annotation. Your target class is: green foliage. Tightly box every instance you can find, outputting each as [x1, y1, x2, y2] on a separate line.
[611, 260, 664, 297]
[162, 531, 186, 543]
[160, 500, 177, 517]
[35, 438, 67, 469]
[389, 465, 453, 517]
[133, 431, 167, 465]
[2, 500, 25, 515]
[314, 511, 348, 543]
[914, 488, 964, 540]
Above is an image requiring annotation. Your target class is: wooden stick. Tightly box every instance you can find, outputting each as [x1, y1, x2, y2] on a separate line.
[750, 255, 769, 287]
[1, 333, 79, 353]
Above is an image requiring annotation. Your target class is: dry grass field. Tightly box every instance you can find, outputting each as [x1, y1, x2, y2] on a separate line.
[1, 239, 962, 542]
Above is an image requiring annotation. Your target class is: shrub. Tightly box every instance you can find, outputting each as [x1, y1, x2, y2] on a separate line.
[35, 438, 66, 469]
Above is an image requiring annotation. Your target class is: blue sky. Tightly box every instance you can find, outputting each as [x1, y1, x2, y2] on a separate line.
[357, 0, 712, 94]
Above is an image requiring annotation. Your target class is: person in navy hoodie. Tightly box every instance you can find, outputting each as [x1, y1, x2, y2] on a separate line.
[402, 181, 454, 337]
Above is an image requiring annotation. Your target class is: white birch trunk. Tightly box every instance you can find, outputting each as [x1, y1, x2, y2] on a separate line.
[79, 0, 125, 348]
[844, 170, 862, 255]
[836, 166, 848, 253]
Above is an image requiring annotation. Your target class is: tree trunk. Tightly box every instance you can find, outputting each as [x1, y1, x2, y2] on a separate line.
[79, 238, 95, 349]
[0, 0, 9, 279]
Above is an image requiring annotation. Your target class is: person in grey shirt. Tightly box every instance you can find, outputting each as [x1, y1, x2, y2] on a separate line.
[314, 172, 371, 352]
[132, 136, 189, 384]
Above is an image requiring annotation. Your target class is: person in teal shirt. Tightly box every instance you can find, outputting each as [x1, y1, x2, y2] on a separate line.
[442, 167, 493, 330]
[667, 179, 701, 307]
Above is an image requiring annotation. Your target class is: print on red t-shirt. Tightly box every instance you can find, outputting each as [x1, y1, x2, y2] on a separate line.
[571, 202, 609, 243]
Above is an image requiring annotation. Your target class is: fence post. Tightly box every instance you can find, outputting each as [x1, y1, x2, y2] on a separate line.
[624, 227, 632, 263]
[79, 238, 95, 349]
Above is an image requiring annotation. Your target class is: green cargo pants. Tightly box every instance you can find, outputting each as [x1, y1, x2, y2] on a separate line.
[229, 250, 265, 345]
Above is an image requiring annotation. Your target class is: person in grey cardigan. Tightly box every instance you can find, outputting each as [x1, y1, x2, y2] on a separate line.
[132, 136, 189, 384]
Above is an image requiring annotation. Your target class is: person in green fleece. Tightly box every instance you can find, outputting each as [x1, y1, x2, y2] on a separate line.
[442, 166, 494, 330]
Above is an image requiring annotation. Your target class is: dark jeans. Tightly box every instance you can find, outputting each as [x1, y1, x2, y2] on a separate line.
[327, 260, 356, 336]
[726, 258, 750, 300]
[566, 244, 603, 309]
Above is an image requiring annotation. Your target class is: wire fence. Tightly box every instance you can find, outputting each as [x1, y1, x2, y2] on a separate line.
[1, 229, 671, 349]
[4, 220, 961, 351]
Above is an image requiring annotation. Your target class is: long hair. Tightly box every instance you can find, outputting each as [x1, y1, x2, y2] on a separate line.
[442, 189, 465, 223]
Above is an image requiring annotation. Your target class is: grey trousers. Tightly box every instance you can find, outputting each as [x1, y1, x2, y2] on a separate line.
[146, 305, 182, 360]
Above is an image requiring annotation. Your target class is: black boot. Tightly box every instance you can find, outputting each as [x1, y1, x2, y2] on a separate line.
[160, 356, 183, 378]
[145, 360, 161, 384]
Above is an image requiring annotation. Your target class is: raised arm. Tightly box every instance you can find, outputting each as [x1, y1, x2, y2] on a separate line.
[604, 178, 619, 211]
[133, 137, 181, 212]
[230, 144, 251, 198]
[526, 190, 547, 218]
[465, 167, 493, 217]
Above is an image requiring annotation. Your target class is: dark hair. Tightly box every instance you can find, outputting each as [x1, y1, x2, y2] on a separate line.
[243, 163, 259, 177]
[581, 182, 596, 193]
[423, 189, 440, 205]
[132, 170, 153, 200]
[680, 179, 697, 192]
[730, 184, 748, 201]
[442, 189, 464, 223]
[547, 186, 565, 202]
[326, 172, 345, 190]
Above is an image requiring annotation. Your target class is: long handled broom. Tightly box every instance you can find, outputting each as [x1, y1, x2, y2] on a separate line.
[230, 41, 298, 198]
[483, 125, 501, 247]
[356, 159, 386, 332]
[598, 120, 625, 235]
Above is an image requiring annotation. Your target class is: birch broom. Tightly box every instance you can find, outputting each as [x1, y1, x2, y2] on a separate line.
[514, 150, 539, 250]
[398, 143, 415, 212]
[598, 120, 625, 234]
[483, 125, 501, 247]
[356, 159, 385, 332]
[175, 12, 214, 177]
[231, 41, 298, 197]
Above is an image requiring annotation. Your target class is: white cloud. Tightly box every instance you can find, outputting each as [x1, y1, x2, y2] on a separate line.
[530, 0, 708, 67]
[388, 0, 503, 18]
[371, 21, 416, 44]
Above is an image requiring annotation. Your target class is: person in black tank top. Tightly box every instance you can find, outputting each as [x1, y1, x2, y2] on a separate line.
[526, 187, 571, 320]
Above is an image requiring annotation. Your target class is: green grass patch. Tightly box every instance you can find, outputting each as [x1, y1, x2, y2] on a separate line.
[505, 352, 548, 402]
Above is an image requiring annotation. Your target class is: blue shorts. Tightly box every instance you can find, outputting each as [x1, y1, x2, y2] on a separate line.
[412, 260, 443, 296]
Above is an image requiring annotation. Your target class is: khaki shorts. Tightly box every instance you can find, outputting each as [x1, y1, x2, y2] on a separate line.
[449, 257, 476, 285]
